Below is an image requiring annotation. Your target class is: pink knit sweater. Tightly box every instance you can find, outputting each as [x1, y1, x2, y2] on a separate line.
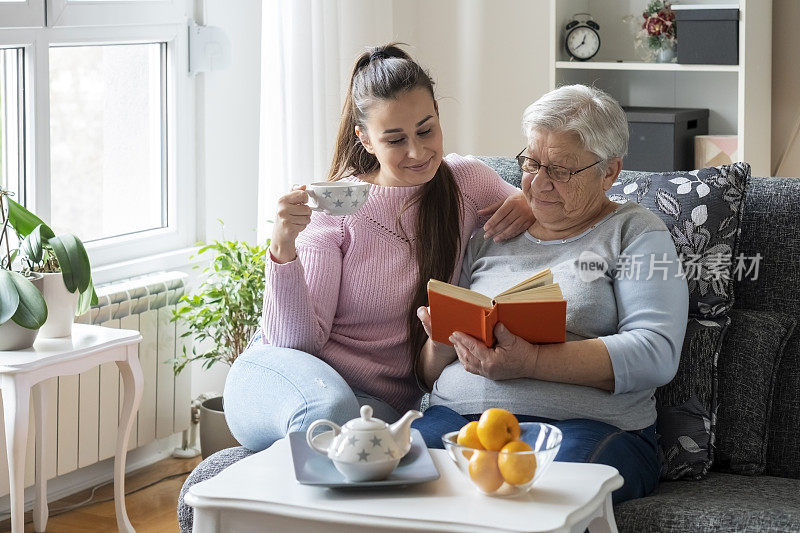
[261, 154, 517, 413]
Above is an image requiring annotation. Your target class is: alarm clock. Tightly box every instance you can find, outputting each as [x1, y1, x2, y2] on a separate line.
[565, 13, 600, 61]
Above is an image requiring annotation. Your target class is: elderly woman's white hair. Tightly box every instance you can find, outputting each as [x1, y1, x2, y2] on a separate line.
[522, 85, 628, 166]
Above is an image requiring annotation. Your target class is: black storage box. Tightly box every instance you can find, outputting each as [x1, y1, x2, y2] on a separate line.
[623, 107, 709, 172]
[674, 6, 739, 65]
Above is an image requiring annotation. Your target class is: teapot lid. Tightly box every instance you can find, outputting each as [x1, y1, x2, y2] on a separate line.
[344, 405, 387, 431]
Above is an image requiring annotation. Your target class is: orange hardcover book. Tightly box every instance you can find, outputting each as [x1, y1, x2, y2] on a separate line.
[427, 268, 566, 347]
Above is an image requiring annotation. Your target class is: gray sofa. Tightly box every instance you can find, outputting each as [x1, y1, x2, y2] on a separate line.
[178, 158, 800, 533]
[612, 173, 800, 531]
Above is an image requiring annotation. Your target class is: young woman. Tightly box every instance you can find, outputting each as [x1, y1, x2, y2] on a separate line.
[223, 44, 533, 451]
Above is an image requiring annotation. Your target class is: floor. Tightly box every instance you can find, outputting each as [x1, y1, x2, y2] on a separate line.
[0, 455, 202, 532]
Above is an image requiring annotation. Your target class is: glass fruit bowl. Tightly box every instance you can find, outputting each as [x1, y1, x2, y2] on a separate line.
[442, 422, 562, 497]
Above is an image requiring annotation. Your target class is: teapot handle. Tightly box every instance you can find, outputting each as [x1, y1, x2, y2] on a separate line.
[306, 419, 341, 455]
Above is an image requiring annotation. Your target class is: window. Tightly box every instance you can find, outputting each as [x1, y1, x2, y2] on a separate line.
[0, 48, 23, 198]
[0, 0, 194, 273]
[49, 44, 165, 242]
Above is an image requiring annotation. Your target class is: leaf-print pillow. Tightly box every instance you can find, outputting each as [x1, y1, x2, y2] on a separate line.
[607, 163, 750, 318]
[656, 317, 729, 480]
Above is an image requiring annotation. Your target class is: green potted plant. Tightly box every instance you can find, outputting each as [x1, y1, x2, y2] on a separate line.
[172, 229, 267, 457]
[0, 188, 48, 350]
[6, 196, 97, 338]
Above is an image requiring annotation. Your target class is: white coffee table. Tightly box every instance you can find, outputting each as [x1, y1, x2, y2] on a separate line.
[185, 436, 624, 533]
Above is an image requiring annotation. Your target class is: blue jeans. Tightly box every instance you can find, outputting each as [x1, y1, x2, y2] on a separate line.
[412, 405, 659, 505]
[223, 343, 400, 451]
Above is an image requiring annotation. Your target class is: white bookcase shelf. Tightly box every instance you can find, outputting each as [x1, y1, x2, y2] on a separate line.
[555, 61, 741, 73]
[549, 0, 772, 175]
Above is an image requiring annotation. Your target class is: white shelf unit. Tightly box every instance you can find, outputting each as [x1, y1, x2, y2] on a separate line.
[549, 0, 772, 176]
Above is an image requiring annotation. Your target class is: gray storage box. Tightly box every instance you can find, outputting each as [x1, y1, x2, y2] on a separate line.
[674, 6, 739, 65]
[623, 107, 709, 172]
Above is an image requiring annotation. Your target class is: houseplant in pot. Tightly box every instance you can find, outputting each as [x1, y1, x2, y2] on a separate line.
[0, 188, 48, 350]
[6, 196, 97, 338]
[172, 230, 267, 458]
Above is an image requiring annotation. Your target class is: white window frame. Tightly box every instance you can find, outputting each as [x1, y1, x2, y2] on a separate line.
[48, 0, 184, 28]
[0, 0, 45, 29]
[0, 47, 24, 198]
[0, 1, 196, 274]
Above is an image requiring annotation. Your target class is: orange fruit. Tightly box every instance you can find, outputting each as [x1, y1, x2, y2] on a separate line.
[477, 408, 520, 451]
[456, 421, 484, 459]
[468, 450, 505, 493]
[498, 440, 537, 485]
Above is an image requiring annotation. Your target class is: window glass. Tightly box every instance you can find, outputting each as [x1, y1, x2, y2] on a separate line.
[49, 43, 165, 242]
[0, 48, 22, 198]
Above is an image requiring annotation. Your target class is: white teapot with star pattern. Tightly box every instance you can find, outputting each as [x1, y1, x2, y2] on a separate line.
[306, 405, 422, 482]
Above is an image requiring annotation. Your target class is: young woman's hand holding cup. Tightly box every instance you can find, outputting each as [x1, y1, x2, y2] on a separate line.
[269, 185, 313, 264]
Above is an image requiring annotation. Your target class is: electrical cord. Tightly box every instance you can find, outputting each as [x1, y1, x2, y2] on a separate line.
[0, 469, 194, 525]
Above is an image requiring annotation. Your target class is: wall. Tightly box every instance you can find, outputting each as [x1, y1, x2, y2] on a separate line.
[190, 0, 262, 398]
[772, 0, 800, 177]
[392, 0, 550, 156]
[198, 0, 262, 246]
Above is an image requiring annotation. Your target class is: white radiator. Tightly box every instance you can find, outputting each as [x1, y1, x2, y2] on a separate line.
[0, 271, 192, 497]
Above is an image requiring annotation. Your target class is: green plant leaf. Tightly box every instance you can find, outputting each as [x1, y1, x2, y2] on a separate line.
[0, 270, 21, 324]
[76, 279, 97, 316]
[6, 271, 47, 329]
[20, 224, 52, 264]
[7, 198, 52, 237]
[170, 232, 267, 376]
[48, 234, 91, 293]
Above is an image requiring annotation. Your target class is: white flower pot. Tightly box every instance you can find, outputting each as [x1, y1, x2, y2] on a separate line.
[0, 273, 43, 351]
[38, 272, 79, 338]
[0, 318, 40, 351]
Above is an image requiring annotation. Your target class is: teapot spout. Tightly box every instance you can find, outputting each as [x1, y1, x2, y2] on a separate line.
[389, 410, 422, 452]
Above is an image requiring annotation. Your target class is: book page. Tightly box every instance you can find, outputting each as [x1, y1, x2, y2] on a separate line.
[427, 279, 493, 308]
[494, 268, 554, 298]
[494, 283, 564, 303]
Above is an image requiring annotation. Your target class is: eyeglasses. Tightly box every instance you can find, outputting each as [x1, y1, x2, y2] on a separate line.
[516, 148, 603, 183]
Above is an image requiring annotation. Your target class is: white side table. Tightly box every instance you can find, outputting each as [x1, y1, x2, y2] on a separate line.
[186, 436, 624, 533]
[0, 324, 143, 533]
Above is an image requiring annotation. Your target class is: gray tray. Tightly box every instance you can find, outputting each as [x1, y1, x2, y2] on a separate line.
[289, 428, 439, 488]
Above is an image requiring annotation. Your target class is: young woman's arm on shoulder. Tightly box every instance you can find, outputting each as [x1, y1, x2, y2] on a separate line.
[480, 192, 534, 242]
[450, 155, 533, 242]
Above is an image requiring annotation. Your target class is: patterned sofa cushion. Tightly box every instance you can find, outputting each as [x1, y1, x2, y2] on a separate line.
[608, 163, 750, 318]
[614, 472, 800, 532]
[656, 317, 729, 480]
[714, 309, 796, 475]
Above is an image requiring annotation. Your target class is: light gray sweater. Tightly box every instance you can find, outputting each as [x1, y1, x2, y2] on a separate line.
[430, 201, 689, 430]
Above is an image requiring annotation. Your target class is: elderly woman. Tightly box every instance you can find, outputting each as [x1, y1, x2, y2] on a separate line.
[413, 85, 689, 504]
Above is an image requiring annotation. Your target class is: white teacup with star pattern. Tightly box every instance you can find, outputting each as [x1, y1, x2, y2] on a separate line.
[306, 405, 422, 482]
[306, 181, 370, 216]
